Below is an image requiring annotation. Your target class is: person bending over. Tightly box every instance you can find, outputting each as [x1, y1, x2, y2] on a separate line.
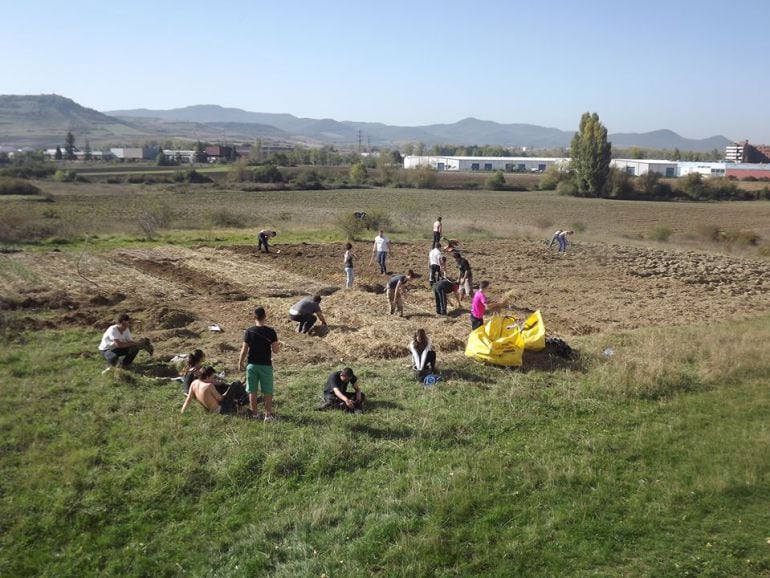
[289, 295, 327, 334]
[409, 328, 436, 381]
[386, 270, 415, 316]
[433, 278, 461, 316]
[258, 229, 277, 253]
[320, 367, 365, 412]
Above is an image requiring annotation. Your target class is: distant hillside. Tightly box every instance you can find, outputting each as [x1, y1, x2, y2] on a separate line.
[0, 94, 146, 147]
[109, 104, 732, 151]
[1, 96, 734, 152]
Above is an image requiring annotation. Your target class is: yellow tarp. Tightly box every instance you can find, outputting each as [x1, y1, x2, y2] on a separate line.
[465, 310, 547, 367]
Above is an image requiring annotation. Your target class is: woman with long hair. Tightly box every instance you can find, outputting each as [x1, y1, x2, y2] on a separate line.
[343, 242, 355, 289]
[180, 349, 205, 394]
[409, 328, 436, 380]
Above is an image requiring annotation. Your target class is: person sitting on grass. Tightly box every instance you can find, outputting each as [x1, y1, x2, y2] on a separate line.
[180, 366, 248, 416]
[319, 367, 365, 413]
[180, 349, 205, 394]
[98, 313, 153, 372]
[409, 328, 436, 381]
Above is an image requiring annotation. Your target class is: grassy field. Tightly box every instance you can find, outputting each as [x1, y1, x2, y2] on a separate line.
[2, 182, 769, 575]
[1, 318, 769, 576]
[3, 180, 770, 255]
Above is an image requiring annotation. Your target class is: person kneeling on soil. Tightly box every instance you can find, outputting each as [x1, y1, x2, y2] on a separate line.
[409, 328, 436, 381]
[180, 366, 248, 416]
[319, 367, 365, 412]
[98, 313, 153, 371]
[289, 295, 327, 334]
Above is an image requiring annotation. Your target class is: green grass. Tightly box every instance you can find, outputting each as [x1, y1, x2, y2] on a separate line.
[1, 318, 769, 576]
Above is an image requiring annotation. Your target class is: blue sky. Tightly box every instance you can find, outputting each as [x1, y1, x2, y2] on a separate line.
[3, 0, 770, 142]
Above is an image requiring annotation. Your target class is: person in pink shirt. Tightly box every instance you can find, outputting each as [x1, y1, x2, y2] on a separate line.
[470, 280, 503, 330]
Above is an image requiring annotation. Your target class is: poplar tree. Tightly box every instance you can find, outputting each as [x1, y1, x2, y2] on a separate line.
[569, 112, 612, 196]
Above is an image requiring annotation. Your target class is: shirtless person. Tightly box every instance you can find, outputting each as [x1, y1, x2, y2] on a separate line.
[180, 366, 243, 415]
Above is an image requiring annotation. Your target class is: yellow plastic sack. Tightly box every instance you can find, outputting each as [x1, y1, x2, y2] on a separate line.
[465, 315, 525, 367]
[520, 310, 546, 351]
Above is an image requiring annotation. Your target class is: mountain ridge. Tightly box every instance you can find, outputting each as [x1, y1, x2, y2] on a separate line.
[0, 95, 733, 152]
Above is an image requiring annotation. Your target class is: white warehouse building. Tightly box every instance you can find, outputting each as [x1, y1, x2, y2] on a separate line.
[609, 159, 678, 178]
[403, 155, 569, 172]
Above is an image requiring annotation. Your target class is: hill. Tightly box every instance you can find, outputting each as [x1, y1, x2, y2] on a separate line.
[0, 95, 734, 151]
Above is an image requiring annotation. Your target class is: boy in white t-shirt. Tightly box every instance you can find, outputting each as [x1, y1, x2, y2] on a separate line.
[98, 313, 153, 369]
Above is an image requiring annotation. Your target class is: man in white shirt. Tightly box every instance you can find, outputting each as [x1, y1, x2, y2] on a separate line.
[428, 242, 444, 286]
[372, 230, 392, 274]
[98, 313, 153, 369]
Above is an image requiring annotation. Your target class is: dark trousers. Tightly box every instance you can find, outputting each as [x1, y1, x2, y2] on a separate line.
[414, 351, 436, 380]
[215, 380, 249, 413]
[429, 264, 442, 286]
[470, 314, 484, 330]
[433, 231, 441, 244]
[258, 234, 270, 253]
[290, 313, 317, 333]
[433, 286, 448, 314]
[323, 392, 366, 412]
[102, 346, 139, 367]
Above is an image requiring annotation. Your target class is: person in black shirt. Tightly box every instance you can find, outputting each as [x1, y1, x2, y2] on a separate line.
[433, 278, 461, 315]
[453, 252, 473, 300]
[238, 307, 281, 421]
[320, 367, 365, 412]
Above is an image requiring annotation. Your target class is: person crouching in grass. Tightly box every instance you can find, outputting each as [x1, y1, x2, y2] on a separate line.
[319, 367, 365, 413]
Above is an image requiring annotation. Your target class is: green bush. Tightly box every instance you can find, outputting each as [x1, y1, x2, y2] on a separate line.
[555, 180, 577, 196]
[362, 209, 394, 231]
[409, 167, 437, 189]
[0, 163, 55, 179]
[350, 162, 368, 184]
[53, 169, 78, 183]
[649, 224, 673, 241]
[292, 170, 323, 190]
[336, 212, 366, 240]
[537, 165, 566, 190]
[252, 165, 283, 183]
[0, 177, 43, 196]
[485, 170, 506, 190]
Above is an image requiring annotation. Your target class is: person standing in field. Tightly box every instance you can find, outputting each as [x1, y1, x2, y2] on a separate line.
[238, 306, 281, 421]
[289, 295, 328, 334]
[432, 278, 461, 316]
[432, 216, 443, 245]
[428, 242, 444, 287]
[386, 269, 415, 316]
[343, 242, 355, 289]
[453, 252, 474, 299]
[470, 280, 504, 330]
[548, 229, 574, 252]
[258, 229, 277, 253]
[372, 230, 392, 274]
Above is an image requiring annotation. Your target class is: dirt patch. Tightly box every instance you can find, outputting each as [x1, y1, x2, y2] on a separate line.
[148, 307, 197, 329]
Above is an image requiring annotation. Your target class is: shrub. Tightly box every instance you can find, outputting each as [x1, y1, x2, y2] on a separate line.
[571, 221, 587, 233]
[362, 209, 394, 231]
[336, 213, 366, 240]
[350, 162, 368, 184]
[53, 169, 78, 183]
[649, 224, 673, 241]
[537, 165, 566, 190]
[292, 170, 323, 190]
[252, 165, 283, 183]
[0, 177, 43, 196]
[136, 203, 175, 239]
[485, 170, 506, 190]
[128, 174, 147, 184]
[409, 167, 437, 189]
[0, 164, 55, 179]
[555, 180, 577, 196]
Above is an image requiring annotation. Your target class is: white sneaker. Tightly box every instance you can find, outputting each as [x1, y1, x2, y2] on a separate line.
[101, 366, 113, 375]
[263, 415, 276, 422]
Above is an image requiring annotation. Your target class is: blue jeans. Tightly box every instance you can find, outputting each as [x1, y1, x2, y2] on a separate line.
[558, 237, 567, 252]
[344, 267, 354, 288]
[377, 251, 388, 273]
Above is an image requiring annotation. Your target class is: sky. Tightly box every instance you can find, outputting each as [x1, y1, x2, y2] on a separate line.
[3, 0, 770, 142]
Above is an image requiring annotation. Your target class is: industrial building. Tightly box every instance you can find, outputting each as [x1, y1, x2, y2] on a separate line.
[403, 155, 568, 172]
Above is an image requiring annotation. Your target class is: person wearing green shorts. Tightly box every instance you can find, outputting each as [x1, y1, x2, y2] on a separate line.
[238, 306, 281, 421]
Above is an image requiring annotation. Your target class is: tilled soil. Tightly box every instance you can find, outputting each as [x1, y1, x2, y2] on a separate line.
[1, 239, 768, 371]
